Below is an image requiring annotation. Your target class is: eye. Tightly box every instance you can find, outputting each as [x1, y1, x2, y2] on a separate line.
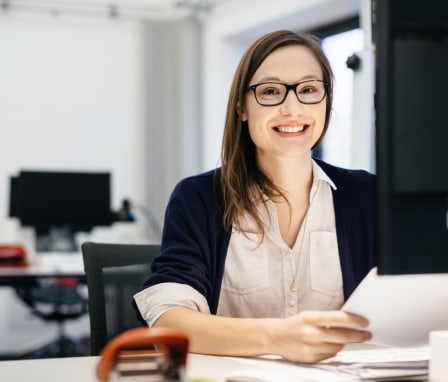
[299, 85, 318, 95]
[260, 85, 282, 95]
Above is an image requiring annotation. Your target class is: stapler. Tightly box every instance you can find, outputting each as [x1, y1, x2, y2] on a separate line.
[96, 327, 189, 382]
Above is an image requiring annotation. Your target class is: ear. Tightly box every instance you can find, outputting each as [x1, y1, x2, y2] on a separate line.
[237, 102, 247, 121]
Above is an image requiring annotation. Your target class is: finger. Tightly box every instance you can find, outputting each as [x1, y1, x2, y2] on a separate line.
[322, 327, 372, 344]
[305, 311, 369, 329]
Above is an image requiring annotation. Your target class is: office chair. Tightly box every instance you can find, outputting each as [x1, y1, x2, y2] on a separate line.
[5, 244, 88, 359]
[81, 241, 160, 355]
[15, 276, 89, 359]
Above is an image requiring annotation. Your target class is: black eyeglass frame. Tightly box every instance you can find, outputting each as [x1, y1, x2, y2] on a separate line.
[247, 79, 328, 107]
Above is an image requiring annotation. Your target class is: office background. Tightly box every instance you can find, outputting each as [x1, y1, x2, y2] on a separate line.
[0, 0, 372, 355]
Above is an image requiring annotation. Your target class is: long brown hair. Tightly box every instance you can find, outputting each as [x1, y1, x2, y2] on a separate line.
[220, 30, 334, 235]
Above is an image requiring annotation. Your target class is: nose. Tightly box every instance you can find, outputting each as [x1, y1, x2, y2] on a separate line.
[280, 89, 304, 115]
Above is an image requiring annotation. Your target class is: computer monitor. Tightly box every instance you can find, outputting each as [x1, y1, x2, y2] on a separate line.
[9, 170, 113, 252]
[373, 0, 448, 274]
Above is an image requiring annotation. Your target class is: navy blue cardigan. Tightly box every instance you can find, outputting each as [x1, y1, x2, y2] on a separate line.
[142, 160, 376, 315]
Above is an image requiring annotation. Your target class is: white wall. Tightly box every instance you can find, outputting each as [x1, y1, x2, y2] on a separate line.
[0, 15, 148, 246]
[140, 19, 201, 234]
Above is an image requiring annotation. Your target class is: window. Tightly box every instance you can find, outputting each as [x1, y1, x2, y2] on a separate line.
[321, 28, 364, 168]
[309, 16, 374, 171]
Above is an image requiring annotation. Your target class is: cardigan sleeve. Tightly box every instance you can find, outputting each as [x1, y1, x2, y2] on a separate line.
[141, 170, 230, 313]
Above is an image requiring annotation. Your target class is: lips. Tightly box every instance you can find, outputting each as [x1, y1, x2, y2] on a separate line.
[274, 125, 309, 133]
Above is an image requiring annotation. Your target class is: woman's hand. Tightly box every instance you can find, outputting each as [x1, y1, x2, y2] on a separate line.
[154, 307, 370, 364]
[270, 310, 371, 363]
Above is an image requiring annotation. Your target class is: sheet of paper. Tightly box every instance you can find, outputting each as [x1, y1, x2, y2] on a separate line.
[342, 267, 448, 347]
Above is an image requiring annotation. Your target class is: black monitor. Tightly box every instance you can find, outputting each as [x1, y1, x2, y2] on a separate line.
[9, 170, 113, 252]
[374, 0, 448, 274]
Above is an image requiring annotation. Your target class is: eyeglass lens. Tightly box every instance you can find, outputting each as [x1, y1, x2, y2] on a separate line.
[253, 80, 326, 106]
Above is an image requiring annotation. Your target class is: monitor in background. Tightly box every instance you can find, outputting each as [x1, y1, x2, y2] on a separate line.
[374, 0, 448, 274]
[9, 170, 113, 252]
[8, 175, 20, 219]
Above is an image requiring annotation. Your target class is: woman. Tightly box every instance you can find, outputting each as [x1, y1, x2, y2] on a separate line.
[134, 30, 375, 363]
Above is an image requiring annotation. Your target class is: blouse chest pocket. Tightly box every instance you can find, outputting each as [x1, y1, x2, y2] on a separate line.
[309, 231, 343, 297]
[221, 232, 270, 295]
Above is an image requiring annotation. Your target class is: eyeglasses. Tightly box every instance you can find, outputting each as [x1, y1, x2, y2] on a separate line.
[247, 79, 328, 106]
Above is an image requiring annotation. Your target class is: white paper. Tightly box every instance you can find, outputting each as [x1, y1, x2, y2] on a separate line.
[342, 267, 448, 347]
[223, 347, 431, 382]
[317, 346, 430, 380]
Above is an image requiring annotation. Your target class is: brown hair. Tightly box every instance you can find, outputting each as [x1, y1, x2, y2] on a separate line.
[220, 30, 334, 235]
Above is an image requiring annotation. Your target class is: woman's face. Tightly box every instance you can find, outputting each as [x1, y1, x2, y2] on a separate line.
[242, 45, 327, 161]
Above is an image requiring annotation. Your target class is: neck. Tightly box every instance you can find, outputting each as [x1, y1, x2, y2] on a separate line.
[258, 153, 313, 204]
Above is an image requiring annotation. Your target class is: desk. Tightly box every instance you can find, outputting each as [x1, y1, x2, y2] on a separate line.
[0, 252, 86, 285]
[0, 349, 429, 382]
[0, 354, 243, 382]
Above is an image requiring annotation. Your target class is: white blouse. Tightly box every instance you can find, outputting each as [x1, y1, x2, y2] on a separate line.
[134, 160, 344, 326]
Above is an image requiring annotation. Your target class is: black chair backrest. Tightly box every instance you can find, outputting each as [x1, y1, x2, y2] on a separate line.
[81, 241, 159, 355]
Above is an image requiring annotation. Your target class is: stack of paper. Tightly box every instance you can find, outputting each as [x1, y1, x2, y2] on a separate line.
[316, 346, 429, 380]
[224, 346, 430, 382]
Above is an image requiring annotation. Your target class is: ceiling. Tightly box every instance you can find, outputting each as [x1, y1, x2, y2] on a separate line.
[0, 0, 237, 20]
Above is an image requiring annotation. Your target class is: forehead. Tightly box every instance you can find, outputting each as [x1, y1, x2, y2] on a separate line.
[251, 45, 323, 83]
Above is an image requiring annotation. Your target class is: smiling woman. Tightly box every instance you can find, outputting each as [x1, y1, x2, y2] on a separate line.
[134, 30, 376, 364]
[240, 44, 328, 177]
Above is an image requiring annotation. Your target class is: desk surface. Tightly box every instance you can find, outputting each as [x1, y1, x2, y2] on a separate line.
[0, 347, 429, 382]
[0, 354, 246, 382]
[0, 252, 85, 285]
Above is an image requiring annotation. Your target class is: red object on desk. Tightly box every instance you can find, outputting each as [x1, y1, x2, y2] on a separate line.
[0, 245, 28, 267]
[97, 327, 189, 382]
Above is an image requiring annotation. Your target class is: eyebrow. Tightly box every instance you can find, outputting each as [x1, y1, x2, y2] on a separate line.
[255, 74, 321, 83]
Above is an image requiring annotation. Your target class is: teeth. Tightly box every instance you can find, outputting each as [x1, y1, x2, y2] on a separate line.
[276, 126, 305, 133]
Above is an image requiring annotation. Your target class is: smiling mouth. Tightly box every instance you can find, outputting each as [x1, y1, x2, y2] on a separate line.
[274, 125, 309, 133]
